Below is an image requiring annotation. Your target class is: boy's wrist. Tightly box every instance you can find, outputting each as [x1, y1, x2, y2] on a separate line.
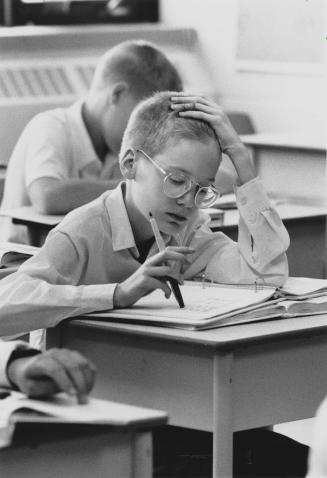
[225, 145, 255, 185]
[7, 348, 41, 389]
[113, 283, 125, 308]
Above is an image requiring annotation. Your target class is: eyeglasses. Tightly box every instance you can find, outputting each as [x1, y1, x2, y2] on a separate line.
[137, 149, 220, 209]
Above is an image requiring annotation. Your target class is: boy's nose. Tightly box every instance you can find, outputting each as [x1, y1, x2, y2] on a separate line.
[176, 189, 195, 208]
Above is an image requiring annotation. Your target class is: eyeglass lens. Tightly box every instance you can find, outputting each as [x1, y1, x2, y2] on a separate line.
[163, 174, 218, 208]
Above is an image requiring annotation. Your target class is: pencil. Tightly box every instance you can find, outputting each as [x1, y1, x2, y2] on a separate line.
[148, 212, 185, 308]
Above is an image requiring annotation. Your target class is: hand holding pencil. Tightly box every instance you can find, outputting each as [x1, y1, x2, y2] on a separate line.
[148, 212, 185, 308]
[113, 218, 194, 309]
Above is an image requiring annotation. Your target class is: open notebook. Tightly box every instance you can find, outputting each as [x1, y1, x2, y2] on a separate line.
[88, 277, 327, 331]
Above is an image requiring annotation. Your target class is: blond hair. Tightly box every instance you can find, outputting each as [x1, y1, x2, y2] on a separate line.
[120, 91, 218, 159]
[91, 40, 183, 98]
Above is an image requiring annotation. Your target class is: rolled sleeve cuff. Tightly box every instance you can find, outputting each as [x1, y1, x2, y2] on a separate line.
[0, 341, 29, 387]
[79, 283, 117, 313]
[235, 177, 271, 211]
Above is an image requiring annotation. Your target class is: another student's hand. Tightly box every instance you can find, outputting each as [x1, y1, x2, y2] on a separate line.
[170, 93, 255, 185]
[7, 348, 96, 404]
[113, 246, 194, 308]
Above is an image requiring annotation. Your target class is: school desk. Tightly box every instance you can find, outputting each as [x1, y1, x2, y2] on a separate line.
[46, 314, 327, 478]
[240, 133, 326, 203]
[0, 403, 167, 478]
[0, 206, 64, 246]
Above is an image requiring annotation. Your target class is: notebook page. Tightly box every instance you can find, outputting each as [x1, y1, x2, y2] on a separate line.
[281, 277, 327, 296]
[109, 282, 276, 322]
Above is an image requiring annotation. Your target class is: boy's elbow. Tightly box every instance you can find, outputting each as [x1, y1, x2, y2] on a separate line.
[264, 254, 289, 287]
[29, 180, 64, 214]
[31, 192, 57, 215]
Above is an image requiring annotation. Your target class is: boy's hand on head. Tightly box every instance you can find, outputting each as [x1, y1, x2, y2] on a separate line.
[113, 246, 194, 308]
[170, 93, 255, 185]
[7, 348, 96, 404]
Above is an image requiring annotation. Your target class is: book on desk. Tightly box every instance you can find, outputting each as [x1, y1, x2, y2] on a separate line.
[87, 277, 327, 331]
[0, 391, 166, 448]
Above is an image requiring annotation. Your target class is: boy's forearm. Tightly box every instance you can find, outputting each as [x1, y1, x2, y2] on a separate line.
[29, 178, 120, 215]
[225, 144, 256, 185]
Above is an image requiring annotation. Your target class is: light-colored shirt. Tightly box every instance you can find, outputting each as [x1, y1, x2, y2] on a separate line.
[0, 340, 29, 387]
[307, 397, 327, 477]
[0, 100, 122, 244]
[0, 178, 289, 337]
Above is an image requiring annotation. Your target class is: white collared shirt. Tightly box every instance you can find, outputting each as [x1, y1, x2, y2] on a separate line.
[0, 100, 122, 244]
[0, 340, 29, 387]
[0, 178, 289, 337]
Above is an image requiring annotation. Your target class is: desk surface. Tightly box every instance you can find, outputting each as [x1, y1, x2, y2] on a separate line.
[0, 206, 64, 226]
[240, 133, 326, 151]
[68, 312, 327, 349]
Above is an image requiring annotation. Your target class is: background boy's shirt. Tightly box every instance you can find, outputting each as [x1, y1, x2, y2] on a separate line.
[0, 100, 122, 244]
[307, 396, 327, 477]
[0, 179, 289, 337]
[0, 339, 30, 387]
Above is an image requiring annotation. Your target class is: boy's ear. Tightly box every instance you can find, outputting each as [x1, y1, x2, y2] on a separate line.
[110, 82, 129, 105]
[120, 148, 136, 179]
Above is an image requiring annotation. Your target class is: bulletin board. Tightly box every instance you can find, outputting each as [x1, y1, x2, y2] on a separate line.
[236, 0, 325, 74]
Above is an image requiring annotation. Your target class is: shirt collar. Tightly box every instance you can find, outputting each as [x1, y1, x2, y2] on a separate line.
[105, 183, 138, 252]
[105, 183, 207, 253]
[67, 99, 101, 169]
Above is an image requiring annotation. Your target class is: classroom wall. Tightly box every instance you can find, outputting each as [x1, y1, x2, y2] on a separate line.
[160, 0, 325, 138]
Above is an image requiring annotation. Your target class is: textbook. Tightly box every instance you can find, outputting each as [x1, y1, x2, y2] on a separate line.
[0, 391, 166, 448]
[0, 242, 39, 268]
[88, 277, 327, 331]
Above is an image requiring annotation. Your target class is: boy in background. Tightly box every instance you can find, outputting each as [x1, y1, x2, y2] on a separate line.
[0, 40, 182, 244]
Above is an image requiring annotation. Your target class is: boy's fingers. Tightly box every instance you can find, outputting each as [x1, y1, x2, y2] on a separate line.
[151, 277, 172, 298]
[27, 355, 77, 397]
[147, 265, 183, 282]
[49, 349, 96, 403]
[171, 95, 211, 106]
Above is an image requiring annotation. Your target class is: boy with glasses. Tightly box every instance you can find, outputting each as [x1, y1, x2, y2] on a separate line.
[0, 91, 308, 477]
[0, 90, 289, 336]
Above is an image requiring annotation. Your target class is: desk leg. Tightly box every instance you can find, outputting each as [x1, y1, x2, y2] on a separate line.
[45, 325, 63, 349]
[132, 431, 153, 478]
[212, 351, 234, 478]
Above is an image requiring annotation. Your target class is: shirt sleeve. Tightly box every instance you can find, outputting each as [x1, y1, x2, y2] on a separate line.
[24, 113, 71, 188]
[0, 232, 116, 337]
[183, 177, 290, 286]
[0, 340, 29, 387]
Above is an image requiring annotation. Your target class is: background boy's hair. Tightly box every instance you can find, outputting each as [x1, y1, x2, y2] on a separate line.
[90, 41, 183, 97]
[120, 91, 218, 159]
